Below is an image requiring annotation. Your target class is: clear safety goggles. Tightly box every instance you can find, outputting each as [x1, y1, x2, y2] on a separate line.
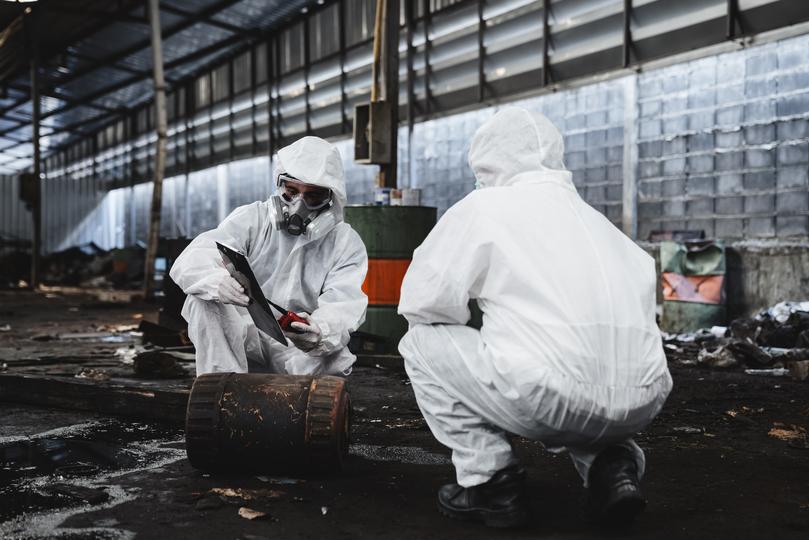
[277, 173, 333, 210]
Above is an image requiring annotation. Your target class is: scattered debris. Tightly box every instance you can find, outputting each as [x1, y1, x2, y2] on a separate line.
[698, 346, 738, 368]
[133, 350, 191, 379]
[209, 488, 284, 501]
[744, 368, 790, 377]
[789, 360, 809, 381]
[672, 426, 703, 434]
[238, 507, 269, 521]
[768, 423, 809, 449]
[0, 324, 10, 332]
[255, 476, 302, 485]
[321, 506, 328, 516]
[665, 300, 809, 380]
[75, 368, 110, 381]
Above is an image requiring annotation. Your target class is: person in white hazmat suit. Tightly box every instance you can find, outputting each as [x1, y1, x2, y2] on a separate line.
[170, 136, 368, 377]
[398, 107, 673, 528]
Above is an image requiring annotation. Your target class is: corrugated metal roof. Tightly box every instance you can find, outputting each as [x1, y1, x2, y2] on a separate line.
[0, 0, 317, 170]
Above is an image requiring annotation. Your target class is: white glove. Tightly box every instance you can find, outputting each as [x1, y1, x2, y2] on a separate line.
[285, 312, 322, 353]
[217, 275, 250, 307]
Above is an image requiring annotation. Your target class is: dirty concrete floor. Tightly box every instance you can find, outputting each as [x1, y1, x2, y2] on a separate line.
[1, 291, 808, 539]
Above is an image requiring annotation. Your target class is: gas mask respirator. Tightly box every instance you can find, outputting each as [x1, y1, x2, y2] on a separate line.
[272, 175, 335, 237]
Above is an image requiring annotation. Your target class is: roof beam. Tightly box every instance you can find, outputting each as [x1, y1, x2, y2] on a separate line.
[159, 3, 252, 36]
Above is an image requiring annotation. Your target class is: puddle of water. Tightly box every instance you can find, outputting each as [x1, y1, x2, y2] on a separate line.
[0, 419, 182, 524]
[349, 444, 450, 466]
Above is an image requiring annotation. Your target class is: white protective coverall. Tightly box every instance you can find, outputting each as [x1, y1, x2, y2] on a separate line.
[170, 136, 368, 376]
[398, 107, 672, 488]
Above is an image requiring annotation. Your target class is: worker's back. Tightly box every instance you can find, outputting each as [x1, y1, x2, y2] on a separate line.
[400, 107, 669, 428]
[467, 175, 666, 391]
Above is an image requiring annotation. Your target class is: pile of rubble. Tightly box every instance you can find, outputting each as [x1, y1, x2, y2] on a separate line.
[664, 301, 809, 381]
[0, 242, 146, 289]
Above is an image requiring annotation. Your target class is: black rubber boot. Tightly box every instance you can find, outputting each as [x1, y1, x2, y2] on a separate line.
[437, 466, 528, 528]
[586, 445, 647, 528]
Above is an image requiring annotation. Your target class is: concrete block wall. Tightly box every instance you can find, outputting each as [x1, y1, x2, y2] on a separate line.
[636, 36, 809, 241]
[341, 79, 626, 224]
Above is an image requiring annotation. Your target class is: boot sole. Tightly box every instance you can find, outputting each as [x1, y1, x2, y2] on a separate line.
[437, 502, 528, 528]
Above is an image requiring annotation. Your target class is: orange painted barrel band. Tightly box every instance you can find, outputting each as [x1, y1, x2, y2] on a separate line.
[662, 272, 724, 304]
[362, 258, 411, 305]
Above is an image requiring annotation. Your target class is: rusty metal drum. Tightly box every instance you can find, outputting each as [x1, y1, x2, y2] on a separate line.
[185, 373, 351, 473]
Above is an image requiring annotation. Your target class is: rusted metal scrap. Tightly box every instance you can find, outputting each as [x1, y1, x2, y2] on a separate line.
[185, 373, 351, 474]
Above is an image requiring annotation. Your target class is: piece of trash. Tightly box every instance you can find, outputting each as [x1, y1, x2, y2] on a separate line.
[768, 423, 809, 449]
[709, 326, 727, 338]
[0, 363, 7, 372]
[75, 368, 110, 381]
[672, 426, 703, 434]
[321, 506, 328, 516]
[68, 307, 80, 312]
[788, 360, 809, 381]
[0, 324, 11, 331]
[133, 350, 191, 379]
[744, 368, 789, 377]
[238, 507, 268, 520]
[209, 487, 284, 500]
[698, 346, 738, 368]
[255, 477, 301, 485]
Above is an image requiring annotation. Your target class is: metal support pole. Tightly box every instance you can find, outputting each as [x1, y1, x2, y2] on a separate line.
[144, 0, 168, 298]
[28, 6, 42, 288]
[726, 0, 739, 39]
[274, 33, 282, 150]
[339, 0, 348, 133]
[622, 0, 632, 68]
[542, 0, 551, 87]
[377, 0, 400, 189]
[228, 59, 235, 161]
[406, 0, 415, 187]
[477, 0, 485, 102]
[622, 75, 638, 239]
[250, 46, 257, 156]
[304, 17, 312, 136]
[423, 0, 431, 115]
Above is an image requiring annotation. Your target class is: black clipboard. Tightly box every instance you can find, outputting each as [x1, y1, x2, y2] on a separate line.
[215, 242, 287, 346]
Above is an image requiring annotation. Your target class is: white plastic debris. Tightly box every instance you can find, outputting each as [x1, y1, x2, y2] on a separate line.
[764, 301, 809, 324]
[709, 326, 727, 338]
[744, 368, 790, 377]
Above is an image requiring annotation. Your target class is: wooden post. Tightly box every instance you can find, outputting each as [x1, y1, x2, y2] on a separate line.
[144, 0, 168, 298]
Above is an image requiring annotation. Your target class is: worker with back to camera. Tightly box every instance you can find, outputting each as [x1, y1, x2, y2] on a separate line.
[397, 107, 673, 529]
[170, 136, 368, 377]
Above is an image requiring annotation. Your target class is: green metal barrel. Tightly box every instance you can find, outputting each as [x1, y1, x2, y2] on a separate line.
[343, 206, 437, 351]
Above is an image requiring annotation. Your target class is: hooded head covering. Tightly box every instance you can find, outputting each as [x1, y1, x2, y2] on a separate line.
[468, 107, 569, 189]
[276, 136, 347, 204]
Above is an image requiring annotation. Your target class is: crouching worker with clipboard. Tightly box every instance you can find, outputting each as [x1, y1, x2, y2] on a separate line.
[170, 137, 369, 376]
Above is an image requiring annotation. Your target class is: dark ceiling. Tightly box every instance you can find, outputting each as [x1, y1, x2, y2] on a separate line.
[0, 0, 319, 174]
